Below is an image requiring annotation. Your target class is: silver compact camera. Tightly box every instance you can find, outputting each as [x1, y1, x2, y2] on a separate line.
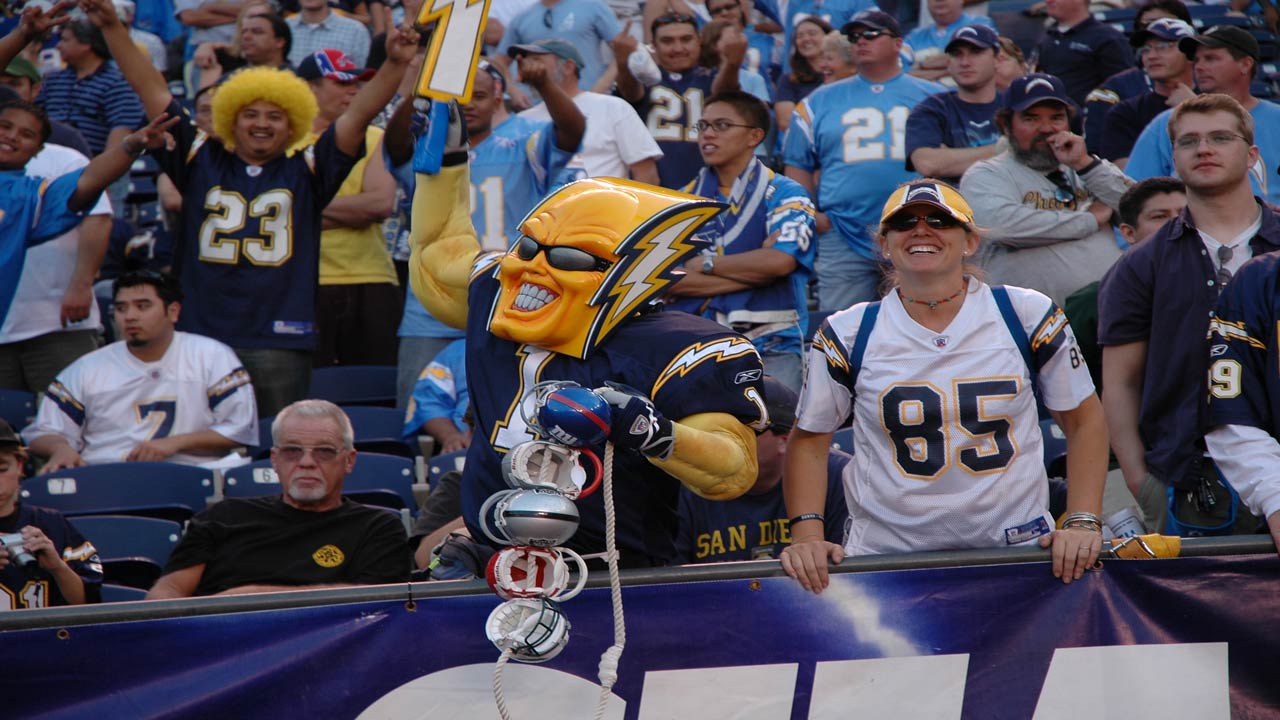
[0, 533, 37, 568]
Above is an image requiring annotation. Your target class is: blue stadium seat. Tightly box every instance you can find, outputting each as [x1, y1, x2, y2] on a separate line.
[1040, 418, 1068, 478]
[20, 462, 216, 522]
[100, 583, 148, 602]
[426, 449, 467, 487]
[806, 310, 836, 340]
[223, 452, 420, 511]
[134, 202, 164, 228]
[830, 426, 854, 453]
[68, 515, 182, 589]
[127, 174, 158, 197]
[1186, 4, 1230, 20]
[0, 388, 36, 429]
[345, 405, 416, 457]
[1095, 7, 1135, 23]
[309, 365, 398, 407]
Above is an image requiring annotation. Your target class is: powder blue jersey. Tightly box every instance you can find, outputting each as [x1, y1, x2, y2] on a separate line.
[468, 114, 576, 252]
[403, 338, 468, 439]
[497, 0, 622, 91]
[783, 73, 945, 257]
[0, 169, 87, 326]
[1126, 100, 1280, 207]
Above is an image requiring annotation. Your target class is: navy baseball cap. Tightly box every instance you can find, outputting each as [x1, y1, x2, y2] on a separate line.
[762, 377, 797, 433]
[508, 38, 587, 69]
[1129, 17, 1195, 48]
[842, 9, 902, 37]
[1178, 25, 1261, 63]
[945, 24, 1000, 53]
[1004, 73, 1076, 111]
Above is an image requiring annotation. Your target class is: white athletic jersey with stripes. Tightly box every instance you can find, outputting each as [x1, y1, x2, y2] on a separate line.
[23, 332, 258, 466]
[795, 281, 1094, 555]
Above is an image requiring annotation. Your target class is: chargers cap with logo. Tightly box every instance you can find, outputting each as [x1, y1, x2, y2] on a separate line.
[1004, 72, 1076, 112]
[945, 24, 1000, 53]
[880, 179, 975, 228]
[841, 9, 902, 38]
[1129, 17, 1195, 48]
[1178, 25, 1261, 63]
[296, 48, 376, 83]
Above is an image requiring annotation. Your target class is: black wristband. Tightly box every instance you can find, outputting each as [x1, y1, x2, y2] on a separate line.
[441, 150, 469, 167]
[790, 513, 825, 526]
[1078, 156, 1102, 175]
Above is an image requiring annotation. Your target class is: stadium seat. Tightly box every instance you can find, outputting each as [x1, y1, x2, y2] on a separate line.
[309, 365, 398, 407]
[100, 583, 148, 602]
[426, 449, 467, 487]
[1040, 418, 1068, 478]
[134, 202, 164, 228]
[830, 426, 854, 453]
[0, 388, 36, 429]
[68, 515, 182, 589]
[345, 405, 417, 457]
[806, 310, 836, 340]
[1095, 7, 1135, 23]
[223, 452, 422, 512]
[20, 462, 216, 522]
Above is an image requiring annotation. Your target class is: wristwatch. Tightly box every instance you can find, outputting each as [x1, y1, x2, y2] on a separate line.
[702, 254, 715, 274]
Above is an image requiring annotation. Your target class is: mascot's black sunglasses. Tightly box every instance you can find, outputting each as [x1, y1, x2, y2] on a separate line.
[515, 236, 613, 272]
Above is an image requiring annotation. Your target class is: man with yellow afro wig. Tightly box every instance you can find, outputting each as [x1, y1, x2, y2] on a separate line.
[83, 0, 420, 417]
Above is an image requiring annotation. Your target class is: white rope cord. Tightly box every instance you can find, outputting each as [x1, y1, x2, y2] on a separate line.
[593, 441, 625, 720]
[493, 648, 514, 720]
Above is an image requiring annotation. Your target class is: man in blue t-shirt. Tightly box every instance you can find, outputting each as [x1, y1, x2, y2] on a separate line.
[1126, 26, 1280, 207]
[905, 24, 1004, 187]
[676, 376, 850, 563]
[89, 0, 421, 417]
[783, 10, 944, 311]
[495, 0, 623, 108]
[902, 0, 995, 83]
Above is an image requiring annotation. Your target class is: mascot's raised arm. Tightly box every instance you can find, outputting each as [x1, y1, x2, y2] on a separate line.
[390, 99, 770, 565]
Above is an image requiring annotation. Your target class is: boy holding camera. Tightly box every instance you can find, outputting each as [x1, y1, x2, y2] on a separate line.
[0, 419, 101, 608]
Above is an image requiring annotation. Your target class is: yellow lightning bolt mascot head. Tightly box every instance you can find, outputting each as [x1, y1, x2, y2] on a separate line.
[487, 179, 724, 359]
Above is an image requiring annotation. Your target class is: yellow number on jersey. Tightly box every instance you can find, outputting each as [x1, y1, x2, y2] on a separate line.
[415, 0, 493, 103]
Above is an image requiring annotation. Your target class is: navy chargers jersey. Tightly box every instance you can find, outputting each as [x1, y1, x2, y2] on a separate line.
[154, 99, 360, 350]
[460, 256, 768, 565]
[1208, 252, 1280, 435]
[641, 67, 718, 191]
[0, 503, 102, 609]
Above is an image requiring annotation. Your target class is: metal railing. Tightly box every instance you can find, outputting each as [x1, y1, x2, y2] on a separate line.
[0, 535, 1271, 632]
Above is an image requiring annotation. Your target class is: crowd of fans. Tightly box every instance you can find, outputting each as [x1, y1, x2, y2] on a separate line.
[1, 0, 1279, 608]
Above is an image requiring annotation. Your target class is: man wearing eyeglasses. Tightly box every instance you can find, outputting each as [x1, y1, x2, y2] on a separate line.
[960, 72, 1129, 306]
[1126, 25, 1280, 207]
[666, 91, 815, 393]
[1098, 18, 1195, 169]
[1101, 93, 1280, 536]
[147, 399, 411, 599]
[24, 271, 258, 473]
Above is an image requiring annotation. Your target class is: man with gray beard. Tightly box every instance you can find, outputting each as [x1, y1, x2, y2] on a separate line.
[959, 73, 1131, 305]
[146, 400, 409, 598]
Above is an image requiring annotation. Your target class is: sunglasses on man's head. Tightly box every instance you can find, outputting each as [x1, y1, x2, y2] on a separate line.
[884, 212, 964, 232]
[514, 235, 613, 272]
[654, 12, 698, 27]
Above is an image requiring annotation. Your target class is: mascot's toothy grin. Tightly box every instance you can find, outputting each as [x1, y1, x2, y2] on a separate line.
[513, 283, 559, 311]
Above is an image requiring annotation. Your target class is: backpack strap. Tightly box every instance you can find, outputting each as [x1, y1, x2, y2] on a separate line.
[991, 285, 1046, 417]
[849, 301, 881, 380]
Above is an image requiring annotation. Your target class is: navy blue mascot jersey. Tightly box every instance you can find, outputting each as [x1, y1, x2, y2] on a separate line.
[675, 450, 850, 563]
[154, 99, 360, 350]
[0, 504, 102, 608]
[461, 258, 768, 565]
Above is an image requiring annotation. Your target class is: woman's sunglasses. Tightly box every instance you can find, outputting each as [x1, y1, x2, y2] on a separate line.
[884, 212, 964, 232]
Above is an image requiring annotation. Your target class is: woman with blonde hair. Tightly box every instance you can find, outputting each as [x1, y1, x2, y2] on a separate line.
[780, 179, 1108, 592]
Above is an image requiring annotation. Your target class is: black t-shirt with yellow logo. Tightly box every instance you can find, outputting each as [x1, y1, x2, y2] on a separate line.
[163, 496, 409, 596]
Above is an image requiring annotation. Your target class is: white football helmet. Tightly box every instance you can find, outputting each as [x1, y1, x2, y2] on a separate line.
[486, 597, 572, 663]
[501, 441, 603, 500]
[486, 545, 588, 601]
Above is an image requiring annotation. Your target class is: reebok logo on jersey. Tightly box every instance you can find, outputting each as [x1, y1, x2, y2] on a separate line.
[735, 369, 763, 384]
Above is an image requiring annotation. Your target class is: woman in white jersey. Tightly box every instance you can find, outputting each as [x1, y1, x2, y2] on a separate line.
[780, 179, 1107, 592]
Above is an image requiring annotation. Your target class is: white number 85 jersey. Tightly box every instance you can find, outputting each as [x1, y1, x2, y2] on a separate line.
[795, 281, 1095, 556]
